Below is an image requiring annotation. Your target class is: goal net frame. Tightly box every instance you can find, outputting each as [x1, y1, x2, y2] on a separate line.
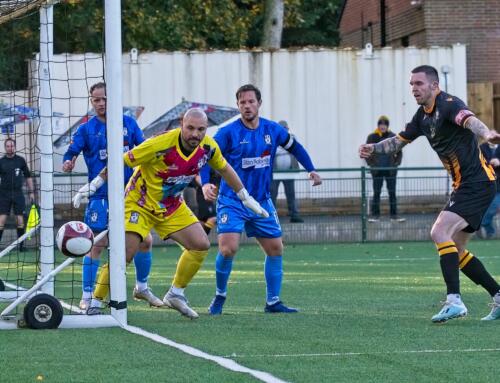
[0, 0, 127, 330]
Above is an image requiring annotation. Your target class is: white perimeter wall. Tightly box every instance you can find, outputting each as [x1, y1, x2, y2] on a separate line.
[22, 44, 467, 173]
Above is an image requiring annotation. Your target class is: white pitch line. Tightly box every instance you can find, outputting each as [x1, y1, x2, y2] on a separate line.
[123, 324, 289, 383]
[227, 348, 500, 359]
[4, 282, 287, 382]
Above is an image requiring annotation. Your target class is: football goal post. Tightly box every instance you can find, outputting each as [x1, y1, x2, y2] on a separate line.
[0, 0, 126, 330]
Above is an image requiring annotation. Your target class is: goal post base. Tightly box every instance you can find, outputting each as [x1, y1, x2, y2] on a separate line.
[0, 314, 121, 330]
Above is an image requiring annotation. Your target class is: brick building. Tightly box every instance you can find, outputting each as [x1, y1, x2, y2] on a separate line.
[338, 0, 500, 83]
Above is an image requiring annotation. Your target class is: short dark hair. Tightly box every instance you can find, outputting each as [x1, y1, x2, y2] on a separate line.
[236, 84, 261, 102]
[4, 137, 15, 147]
[89, 82, 106, 95]
[411, 65, 439, 83]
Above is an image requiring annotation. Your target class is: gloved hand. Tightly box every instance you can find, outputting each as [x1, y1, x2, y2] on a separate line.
[73, 175, 105, 208]
[237, 188, 269, 218]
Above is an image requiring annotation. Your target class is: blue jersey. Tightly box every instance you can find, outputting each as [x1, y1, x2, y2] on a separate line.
[63, 115, 144, 200]
[213, 118, 292, 202]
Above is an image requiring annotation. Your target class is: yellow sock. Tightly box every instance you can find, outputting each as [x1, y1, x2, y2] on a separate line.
[172, 249, 208, 288]
[93, 262, 110, 300]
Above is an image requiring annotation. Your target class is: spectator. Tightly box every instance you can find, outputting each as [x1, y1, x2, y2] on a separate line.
[0, 138, 35, 250]
[271, 120, 304, 223]
[478, 142, 500, 238]
[365, 116, 405, 222]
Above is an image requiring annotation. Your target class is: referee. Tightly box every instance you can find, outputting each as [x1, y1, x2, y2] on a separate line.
[0, 138, 35, 250]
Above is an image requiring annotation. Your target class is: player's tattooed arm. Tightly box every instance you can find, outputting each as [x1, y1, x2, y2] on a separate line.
[464, 116, 493, 143]
[373, 136, 407, 154]
[359, 136, 407, 159]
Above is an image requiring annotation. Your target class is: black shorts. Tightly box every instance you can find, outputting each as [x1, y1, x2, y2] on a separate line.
[196, 187, 216, 221]
[0, 192, 26, 216]
[443, 181, 496, 233]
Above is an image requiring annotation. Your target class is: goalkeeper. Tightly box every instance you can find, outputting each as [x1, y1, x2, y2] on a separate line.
[76, 108, 268, 319]
[63, 82, 162, 311]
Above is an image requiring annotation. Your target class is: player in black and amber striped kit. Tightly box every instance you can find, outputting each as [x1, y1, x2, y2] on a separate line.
[360, 65, 500, 323]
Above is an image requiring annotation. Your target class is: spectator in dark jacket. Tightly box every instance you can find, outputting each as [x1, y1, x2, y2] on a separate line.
[365, 116, 405, 222]
[478, 142, 500, 238]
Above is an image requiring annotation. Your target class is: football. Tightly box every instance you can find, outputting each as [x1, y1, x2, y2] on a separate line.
[56, 221, 94, 257]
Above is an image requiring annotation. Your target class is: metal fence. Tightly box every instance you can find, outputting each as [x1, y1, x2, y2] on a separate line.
[37, 167, 469, 244]
[271, 167, 453, 243]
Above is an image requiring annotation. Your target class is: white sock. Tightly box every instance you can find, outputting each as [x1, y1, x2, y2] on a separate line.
[136, 281, 148, 291]
[171, 285, 185, 296]
[216, 291, 227, 297]
[447, 294, 462, 304]
[493, 292, 500, 303]
[81, 291, 92, 300]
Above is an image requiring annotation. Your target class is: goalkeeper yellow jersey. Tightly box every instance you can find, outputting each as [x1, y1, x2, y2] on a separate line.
[123, 128, 226, 216]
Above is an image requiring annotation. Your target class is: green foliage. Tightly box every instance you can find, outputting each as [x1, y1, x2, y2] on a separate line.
[0, 0, 342, 89]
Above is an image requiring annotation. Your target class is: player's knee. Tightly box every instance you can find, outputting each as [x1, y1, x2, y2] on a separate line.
[219, 243, 238, 257]
[189, 236, 210, 252]
[430, 225, 446, 244]
[139, 233, 153, 251]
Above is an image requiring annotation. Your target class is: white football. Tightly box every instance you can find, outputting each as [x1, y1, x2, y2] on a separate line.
[56, 221, 94, 257]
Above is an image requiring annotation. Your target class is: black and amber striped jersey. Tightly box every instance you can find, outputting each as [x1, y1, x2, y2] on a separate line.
[398, 91, 495, 189]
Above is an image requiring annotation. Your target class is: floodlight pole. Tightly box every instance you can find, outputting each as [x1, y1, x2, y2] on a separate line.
[104, 0, 127, 326]
[38, 4, 55, 295]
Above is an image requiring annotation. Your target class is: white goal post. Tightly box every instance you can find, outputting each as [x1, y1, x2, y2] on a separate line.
[0, 0, 127, 330]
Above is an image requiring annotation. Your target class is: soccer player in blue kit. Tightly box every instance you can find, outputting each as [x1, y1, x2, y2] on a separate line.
[202, 84, 322, 314]
[63, 82, 162, 311]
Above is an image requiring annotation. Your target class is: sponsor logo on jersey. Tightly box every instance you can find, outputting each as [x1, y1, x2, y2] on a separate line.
[242, 155, 271, 169]
[129, 211, 139, 223]
[164, 174, 196, 185]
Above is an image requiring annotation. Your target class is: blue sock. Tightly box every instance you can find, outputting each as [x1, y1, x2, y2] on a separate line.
[134, 251, 152, 286]
[215, 252, 233, 296]
[265, 255, 283, 305]
[82, 255, 99, 293]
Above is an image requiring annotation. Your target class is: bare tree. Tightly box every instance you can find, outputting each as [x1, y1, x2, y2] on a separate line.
[261, 0, 284, 49]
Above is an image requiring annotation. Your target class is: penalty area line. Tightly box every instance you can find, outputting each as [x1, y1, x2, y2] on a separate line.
[122, 324, 289, 383]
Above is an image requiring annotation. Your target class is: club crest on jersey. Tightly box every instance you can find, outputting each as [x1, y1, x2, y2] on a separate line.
[265, 134, 271, 145]
[220, 213, 228, 224]
[129, 211, 139, 224]
[123, 127, 128, 136]
[90, 212, 98, 222]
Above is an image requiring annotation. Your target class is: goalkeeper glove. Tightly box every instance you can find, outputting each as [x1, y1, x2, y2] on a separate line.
[73, 175, 105, 208]
[237, 188, 269, 218]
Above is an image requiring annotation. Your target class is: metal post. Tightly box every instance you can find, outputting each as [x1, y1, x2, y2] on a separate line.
[361, 166, 367, 242]
[104, 0, 127, 326]
[38, 4, 55, 295]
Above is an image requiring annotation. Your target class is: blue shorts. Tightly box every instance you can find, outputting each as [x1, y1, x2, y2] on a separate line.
[216, 194, 281, 238]
[84, 199, 108, 232]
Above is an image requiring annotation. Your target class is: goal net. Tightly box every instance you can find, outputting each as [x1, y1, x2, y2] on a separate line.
[0, 0, 127, 329]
